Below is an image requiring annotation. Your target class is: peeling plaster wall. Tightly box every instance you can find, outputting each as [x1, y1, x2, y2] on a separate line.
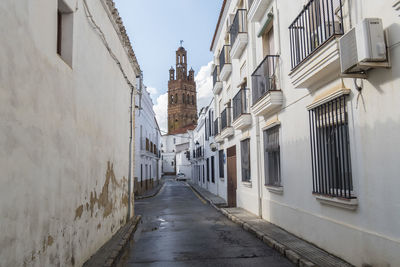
[0, 1, 138, 266]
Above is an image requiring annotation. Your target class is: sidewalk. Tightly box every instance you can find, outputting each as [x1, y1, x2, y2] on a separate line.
[83, 215, 141, 267]
[188, 182, 352, 267]
[135, 180, 164, 200]
[188, 182, 227, 207]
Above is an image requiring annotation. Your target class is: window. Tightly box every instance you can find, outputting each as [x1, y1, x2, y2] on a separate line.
[57, 0, 74, 66]
[241, 139, 251, 182]
[211, 156, 215, 183]
[264, 126, 281, 186]
[202, 165, 205, 183]
[219, 150, 224, 178]
[309, 96, 353, 198]
[173, 138, 176, 144]
[140, 164, 143, 186]
[206, 158, 210, 182]
[182, 93, 185, 104]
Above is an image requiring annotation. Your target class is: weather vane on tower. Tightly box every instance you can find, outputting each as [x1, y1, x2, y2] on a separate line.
[180, 40, 184, 47]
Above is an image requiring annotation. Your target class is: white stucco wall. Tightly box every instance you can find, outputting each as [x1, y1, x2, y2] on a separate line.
[0, 1, 139, 266]
[210, 0, 400, 266]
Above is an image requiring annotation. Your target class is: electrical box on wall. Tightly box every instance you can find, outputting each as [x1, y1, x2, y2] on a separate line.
[339, 18, 389, 74]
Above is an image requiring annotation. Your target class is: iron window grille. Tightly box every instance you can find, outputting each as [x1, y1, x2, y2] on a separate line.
[251, 55, 279, 106]
[213, 65, 220, 88]
[309, 95, 354, 198]
[241, 138, 251, 182]
[233, 88, 249, 121]
[289, 0, 344, 70]
[230, 9, 247, 47]
[264, 126, 281, 186]
[219, 150, 224, 178]
[219, 45, 231, 71]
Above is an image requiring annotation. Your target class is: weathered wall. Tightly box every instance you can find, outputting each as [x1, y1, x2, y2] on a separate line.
[0, 0, 138, 266]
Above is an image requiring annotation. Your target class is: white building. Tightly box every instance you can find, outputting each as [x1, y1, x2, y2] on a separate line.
[190, 100, 224, 198]
[161, 133, 191, 177]
[206, 0, 400, 265]
[0, 0, 140, 266]
[134, 75, 162, 195]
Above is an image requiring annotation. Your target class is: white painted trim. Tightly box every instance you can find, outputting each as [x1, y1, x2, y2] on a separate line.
[266, 185, 284, 195]
[315, 194, 358, 210]
[307, 88, 351, 110]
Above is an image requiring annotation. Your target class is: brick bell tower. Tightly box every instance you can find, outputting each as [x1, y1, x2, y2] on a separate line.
[168, 45, 197, 134]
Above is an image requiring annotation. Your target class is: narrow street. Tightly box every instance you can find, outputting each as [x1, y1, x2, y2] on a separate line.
[119, 177, 293, 266]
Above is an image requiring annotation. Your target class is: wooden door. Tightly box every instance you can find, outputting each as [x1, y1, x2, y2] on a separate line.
[227, 146, 237, 207]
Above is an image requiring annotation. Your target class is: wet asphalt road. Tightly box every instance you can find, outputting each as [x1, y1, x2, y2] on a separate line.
[120, 178, 293, 267]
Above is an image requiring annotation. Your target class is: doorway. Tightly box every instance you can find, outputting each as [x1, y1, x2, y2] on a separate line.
[227, 145, 237, 207]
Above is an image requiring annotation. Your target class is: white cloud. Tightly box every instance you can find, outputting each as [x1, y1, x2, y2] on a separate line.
[146, 86, 158, 97]
[195, 61, 213, 111]
[153, 92, 168, 134]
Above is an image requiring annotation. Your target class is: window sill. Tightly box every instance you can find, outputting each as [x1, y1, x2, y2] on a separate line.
[242, 181, 252, 188]
[220, 177, 225, 182]
[314, 194, 358, 210]
[265, 185, 283, 195]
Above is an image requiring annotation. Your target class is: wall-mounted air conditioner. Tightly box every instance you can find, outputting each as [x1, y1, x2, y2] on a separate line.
[339, 18, 388, 74]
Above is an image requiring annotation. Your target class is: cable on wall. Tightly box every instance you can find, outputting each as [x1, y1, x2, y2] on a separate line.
[82, 0, 137, 93]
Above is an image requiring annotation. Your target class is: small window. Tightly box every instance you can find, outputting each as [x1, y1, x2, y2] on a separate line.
[219, 150, 224, 178]
[211, 156, 215, 183]
[206, 158, 210, 182]
[202, 165, 205, 183]
[309, 95, 353, 198]
[264, 126, 281, 186]
[241, 139, 251, 182]
[57, 0, 74, 66]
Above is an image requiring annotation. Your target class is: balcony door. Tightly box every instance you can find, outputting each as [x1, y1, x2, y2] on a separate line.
[262, 25, 274, 57]
[227, 145, 237, 207]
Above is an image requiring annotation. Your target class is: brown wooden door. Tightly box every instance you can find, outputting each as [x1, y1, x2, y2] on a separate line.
[227, 146, 237, 207]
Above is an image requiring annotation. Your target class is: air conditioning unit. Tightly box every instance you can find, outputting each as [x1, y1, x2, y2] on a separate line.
[339, 18, 387, 74]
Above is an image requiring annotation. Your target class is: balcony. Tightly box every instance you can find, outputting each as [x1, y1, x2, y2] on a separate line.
[219, 45, 232, 81]
[248, 0, 272, 22]
[251, 55, 283, 117]
[220, 108, 234, 139]
[212, 65, 223, 95]
[230, 9, 248, 59]
[140, 138, 159, 158]
[288, 0, 344, 88]
[232, 88, 251, 130]
[214, 118, 223, 143]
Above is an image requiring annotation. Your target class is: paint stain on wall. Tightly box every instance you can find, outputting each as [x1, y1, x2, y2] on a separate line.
[47, 235, 54, 247]
[75, 205, 84, 220]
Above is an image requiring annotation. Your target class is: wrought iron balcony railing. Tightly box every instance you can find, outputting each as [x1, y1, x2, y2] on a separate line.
[214, 118, 220, 136]
[288, 0, 344, 69]
[221, 108, 232, 130]
[219, 45, 231, 71]
[233, 88, 249, 121]
[251, 55, 279, 106]
[212, 65, 220, 88]
[230, 9, 247, 47]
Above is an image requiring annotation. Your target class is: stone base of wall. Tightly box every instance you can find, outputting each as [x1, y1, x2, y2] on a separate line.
[134, 177, 160, 196]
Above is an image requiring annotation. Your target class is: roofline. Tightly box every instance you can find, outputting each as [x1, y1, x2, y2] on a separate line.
[210, 0, 227, 52]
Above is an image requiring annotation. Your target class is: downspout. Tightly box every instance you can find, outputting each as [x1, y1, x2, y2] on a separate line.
[127, 85, 134, 221]
[256, 116, 263, 217]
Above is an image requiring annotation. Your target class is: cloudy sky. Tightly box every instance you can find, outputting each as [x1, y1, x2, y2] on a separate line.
[114, 0, 222, 133]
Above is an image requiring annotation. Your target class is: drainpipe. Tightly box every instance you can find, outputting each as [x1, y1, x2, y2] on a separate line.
[127, 85, 133, 221]
[256, 116, 263, 217]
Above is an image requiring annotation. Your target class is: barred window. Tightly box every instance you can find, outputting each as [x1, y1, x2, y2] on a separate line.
[241, 139, 251, 182]
[309, 96, 354, 198]
[211, 156, 215, 183]
[264, 126, 281, 186]
[219, 150, 224, 178]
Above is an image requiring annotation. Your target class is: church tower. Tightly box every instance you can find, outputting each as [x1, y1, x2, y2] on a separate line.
[168, 46, 197, 134]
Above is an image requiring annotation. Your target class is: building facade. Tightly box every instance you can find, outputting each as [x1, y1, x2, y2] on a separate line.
[168, 46, 198, 134]
[202, 0, 400, 266]
[161, 133, 191, 177]
[0, 0, 141, 266]
[134, 75, 162, 196]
